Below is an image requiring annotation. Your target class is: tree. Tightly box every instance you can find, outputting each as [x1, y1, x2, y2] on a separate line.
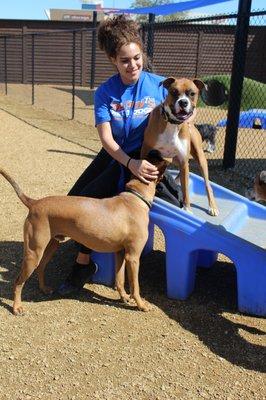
[130, 0, 189, 22]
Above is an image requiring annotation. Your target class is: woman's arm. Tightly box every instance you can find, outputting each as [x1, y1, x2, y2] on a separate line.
[97, 122, 158, 184]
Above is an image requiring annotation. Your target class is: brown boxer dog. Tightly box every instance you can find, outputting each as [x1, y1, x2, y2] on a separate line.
[0, 151, 168, 315]
[141, 77, 219, 216]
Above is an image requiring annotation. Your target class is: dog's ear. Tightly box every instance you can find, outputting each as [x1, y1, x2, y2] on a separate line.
[259, 171, 266, 185]
[160, 77, 176, 90]
[193, 79, 207, 92]
[146, 149, 163, 162]
[146, 150, 170, 175]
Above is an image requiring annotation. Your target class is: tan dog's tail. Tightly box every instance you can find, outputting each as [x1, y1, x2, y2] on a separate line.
[0, 168, 34, 208]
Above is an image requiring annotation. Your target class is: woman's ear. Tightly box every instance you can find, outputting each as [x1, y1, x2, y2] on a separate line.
[109, 56, 116, 65]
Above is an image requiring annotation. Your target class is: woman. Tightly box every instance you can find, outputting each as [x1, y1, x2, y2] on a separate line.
[58, 15, 169, 295]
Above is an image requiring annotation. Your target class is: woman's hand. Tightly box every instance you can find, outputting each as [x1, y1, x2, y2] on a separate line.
[128, 159, 159, 184]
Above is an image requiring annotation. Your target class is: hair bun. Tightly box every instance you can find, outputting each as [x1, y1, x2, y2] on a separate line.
[98, 15, 142, 59]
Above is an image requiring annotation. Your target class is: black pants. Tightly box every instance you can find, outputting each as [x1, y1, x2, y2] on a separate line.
[68, 148, 139, 254]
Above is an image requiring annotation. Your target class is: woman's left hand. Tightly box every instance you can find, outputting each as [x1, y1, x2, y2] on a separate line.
[128, 159, 159, 184]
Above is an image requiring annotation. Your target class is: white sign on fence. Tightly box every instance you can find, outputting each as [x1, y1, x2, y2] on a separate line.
[80, 0, 104, 6]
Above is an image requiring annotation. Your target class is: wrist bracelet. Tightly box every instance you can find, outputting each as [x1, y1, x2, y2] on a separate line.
[126, 158, 132, 168]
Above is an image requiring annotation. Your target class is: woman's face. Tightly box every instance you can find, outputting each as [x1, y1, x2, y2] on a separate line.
[111, 42, 143, 85]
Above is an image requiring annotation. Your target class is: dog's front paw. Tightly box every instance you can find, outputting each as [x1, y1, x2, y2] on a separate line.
[137, 299, 153, 312]
[121, 293, 133, 304]
[208, 206, 219, 216]
[183, 206, 193, 214]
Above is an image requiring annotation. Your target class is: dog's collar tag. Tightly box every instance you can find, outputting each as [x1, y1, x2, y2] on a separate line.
[125, 188, 152, 209]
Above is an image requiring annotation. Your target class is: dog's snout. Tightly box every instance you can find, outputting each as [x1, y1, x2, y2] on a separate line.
[178, 99, 188, 108]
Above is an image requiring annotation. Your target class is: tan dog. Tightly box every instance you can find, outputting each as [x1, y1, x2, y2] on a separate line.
[0, 151, 168, 315]
[246, 171, 266, 203]
[141, 77, 219, 216]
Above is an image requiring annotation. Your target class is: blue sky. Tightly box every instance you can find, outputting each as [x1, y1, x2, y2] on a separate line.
[0, 0, 265, 20]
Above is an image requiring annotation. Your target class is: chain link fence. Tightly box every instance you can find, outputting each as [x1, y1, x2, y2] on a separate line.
[0, 10, 265, 181]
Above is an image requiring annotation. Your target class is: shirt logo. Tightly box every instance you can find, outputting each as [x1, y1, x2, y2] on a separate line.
[110, 96, 156, 120]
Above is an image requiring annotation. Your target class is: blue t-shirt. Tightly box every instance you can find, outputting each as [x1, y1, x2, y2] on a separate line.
[94, 71, 167, 153]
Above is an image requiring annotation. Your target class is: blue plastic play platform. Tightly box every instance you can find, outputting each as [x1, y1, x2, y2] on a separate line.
[217, 108, 266, 129]
[91, 172, 266, 316]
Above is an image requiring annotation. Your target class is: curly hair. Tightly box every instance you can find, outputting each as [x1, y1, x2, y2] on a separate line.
[97, 15, 143, 59]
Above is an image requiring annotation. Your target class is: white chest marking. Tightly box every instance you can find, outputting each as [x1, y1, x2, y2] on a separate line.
[155, 123, 188, 161]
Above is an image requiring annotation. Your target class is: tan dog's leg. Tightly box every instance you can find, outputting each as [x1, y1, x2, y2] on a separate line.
[173, 156, 191, 213]
[13, 258, 37, 315]
[36, 238, 60, 294]
[190, 127, 219, 216]
[115, 250, 131, 304]
[124, 249, 152, 312]
[13, 220, 50, 315]
[13, 248, 48, 316]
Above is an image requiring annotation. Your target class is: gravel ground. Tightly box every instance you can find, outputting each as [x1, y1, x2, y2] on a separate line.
[0, 94, 265, 400]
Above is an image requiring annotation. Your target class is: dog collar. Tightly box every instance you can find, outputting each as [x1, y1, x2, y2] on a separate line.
[161, 104, 192, 125]
[125, 188, 152, 209]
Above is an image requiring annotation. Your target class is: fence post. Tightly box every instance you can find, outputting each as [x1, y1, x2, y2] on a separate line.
[141, 24, 146, 47]
[4, 36, 7, 95]
[195, 31, 203, 77]
[223, 0, 252, 169]
[22, 26, 28, 83]
[31, 34, 35, 105]
[72, 31, 76, 120]
[147, 13, 155, 61]
[90, 11, 97, 89]
[81, 30, 87, 86]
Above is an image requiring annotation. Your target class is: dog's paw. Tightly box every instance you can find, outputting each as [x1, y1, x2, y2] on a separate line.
[208, 206, 219, 216]
[13, 304, 25, 316]
[138, 300, 153, 312]
[121, 293, 134, 305]
[183, 206, 193, 214]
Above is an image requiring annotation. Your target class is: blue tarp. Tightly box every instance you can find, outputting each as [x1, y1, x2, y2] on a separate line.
[111, 0, 232, 16]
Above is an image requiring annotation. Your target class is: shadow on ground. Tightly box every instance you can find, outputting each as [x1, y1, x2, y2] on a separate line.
[47, 149, 96, 159]
[53, 87, 95, 107]
[1, 240, 265, 373]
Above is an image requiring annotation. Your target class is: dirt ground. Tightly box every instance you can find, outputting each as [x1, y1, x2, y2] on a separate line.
[0, 92, 265, 400]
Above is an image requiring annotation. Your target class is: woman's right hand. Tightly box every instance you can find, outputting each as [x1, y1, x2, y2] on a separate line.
[128, 159, 159, 184]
